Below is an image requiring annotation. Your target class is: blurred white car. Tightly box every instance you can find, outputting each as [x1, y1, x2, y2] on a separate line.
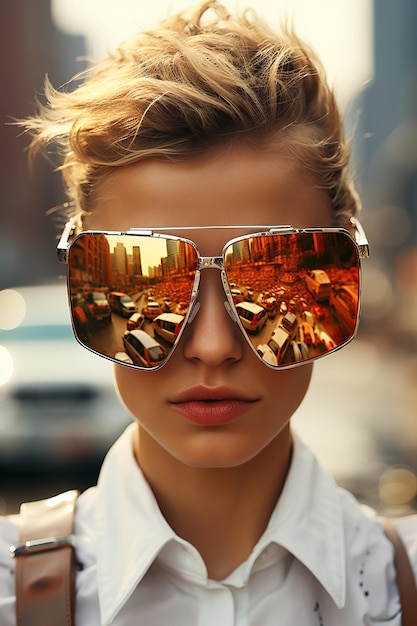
[0, 283, 132, 470]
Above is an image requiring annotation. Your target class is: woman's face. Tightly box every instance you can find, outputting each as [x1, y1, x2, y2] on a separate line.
[86, 144, 332, 470]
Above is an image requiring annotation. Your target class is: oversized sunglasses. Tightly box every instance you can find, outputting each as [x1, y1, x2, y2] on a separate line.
[57, 219, 369, 371]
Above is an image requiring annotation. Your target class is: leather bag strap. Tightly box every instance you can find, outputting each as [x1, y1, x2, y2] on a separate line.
[382, 517, 417, 626]
[11, 490, 79, 626]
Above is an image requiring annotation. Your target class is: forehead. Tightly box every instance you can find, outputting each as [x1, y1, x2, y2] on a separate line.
[87, 144, 332, 251]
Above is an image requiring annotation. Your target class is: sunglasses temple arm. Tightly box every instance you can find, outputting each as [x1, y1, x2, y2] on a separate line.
[350, 217, 370, 259]
[57, 219, 77, 263]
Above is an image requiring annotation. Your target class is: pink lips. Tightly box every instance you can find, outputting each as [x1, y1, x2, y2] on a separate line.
[169, 386, 258, 426]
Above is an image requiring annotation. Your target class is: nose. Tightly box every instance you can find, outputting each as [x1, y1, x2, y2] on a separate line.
[182, 270, 245, 368]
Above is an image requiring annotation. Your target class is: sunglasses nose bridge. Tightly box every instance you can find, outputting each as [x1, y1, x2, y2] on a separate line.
[192, 256, 236, 324]
[195, 254, 229, 302]
[197, 256, 224, 271]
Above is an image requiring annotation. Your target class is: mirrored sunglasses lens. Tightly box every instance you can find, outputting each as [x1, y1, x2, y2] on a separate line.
[224, 231, 360, 367]
[67, 233, 198, 368]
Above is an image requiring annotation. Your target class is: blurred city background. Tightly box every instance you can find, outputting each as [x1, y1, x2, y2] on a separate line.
[0, 0, 416, 514]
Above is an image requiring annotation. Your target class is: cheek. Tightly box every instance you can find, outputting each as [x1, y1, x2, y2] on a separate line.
[113, 364, 159, 418]
[262, 363, 313, 420]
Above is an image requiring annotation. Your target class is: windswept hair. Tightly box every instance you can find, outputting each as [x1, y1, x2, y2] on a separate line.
[22, 0, 360, 222]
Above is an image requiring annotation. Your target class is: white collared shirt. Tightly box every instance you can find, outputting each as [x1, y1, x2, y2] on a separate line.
[1, 423, 417, 625]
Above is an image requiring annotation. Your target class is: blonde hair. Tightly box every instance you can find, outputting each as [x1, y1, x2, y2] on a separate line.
[23, 0, 360, 223]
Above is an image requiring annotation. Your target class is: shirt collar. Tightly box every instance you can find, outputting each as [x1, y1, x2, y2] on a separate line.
[261, 434, 347, 609]
[94, 425, 346, 624]
[94, 424, 176, 625]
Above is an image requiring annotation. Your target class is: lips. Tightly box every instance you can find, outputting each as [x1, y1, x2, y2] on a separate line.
[169, 386, 259, 426]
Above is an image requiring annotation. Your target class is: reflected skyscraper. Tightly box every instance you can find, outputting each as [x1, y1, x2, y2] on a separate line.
[113, 242, 128, 275]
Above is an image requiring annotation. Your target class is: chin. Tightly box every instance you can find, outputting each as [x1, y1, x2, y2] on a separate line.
[165, 427, 291, 470]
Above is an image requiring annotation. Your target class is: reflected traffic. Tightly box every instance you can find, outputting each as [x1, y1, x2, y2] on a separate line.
[66, 230, 361, 369]
[224, 230, 360, 366]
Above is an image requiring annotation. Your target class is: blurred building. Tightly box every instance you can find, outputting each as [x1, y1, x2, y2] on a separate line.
[350, 0, 417, 345]
[0, 0, 86, 290]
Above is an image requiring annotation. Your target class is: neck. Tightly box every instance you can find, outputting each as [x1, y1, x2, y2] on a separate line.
[133, 425, 293, 580]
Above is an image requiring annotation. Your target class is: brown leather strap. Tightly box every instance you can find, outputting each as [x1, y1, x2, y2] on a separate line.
[382, 518, 417, 626]
[13, 490, 79, 626]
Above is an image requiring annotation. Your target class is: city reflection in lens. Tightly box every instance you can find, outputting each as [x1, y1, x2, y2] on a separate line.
[67, 233, 198, 368]
[67, 230, 361, 369]
[224, 231, 360, 366]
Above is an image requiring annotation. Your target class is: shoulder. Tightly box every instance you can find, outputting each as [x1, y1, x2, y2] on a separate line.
[0, 487, 99, 576]
[71, 486, 100, 569]
[0, 514, 19, 624]
[0, 486, 100, 626]
[338, 487, 417, 616]
[0, 513, 19, 572]
[337, 486, 408, 562]
[339, 485, 417, 567]
[394, 512, 417, 582]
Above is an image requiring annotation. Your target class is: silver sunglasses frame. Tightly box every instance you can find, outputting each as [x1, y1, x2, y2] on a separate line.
[57, 218, 369, 371]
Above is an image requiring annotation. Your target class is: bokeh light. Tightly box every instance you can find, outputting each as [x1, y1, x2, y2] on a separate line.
[379, 466, 417, 506]
[0, 346, 14, 386]
[0, 290, 26, 331]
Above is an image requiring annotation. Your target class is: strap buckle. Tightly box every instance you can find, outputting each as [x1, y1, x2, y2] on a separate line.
[10, 535, 75, 559]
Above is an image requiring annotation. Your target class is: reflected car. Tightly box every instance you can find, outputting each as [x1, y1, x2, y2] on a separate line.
[126, 312, 145, 331]
[302, 310, 315, 327]
[176, 302, 189, 316]
[312, 303, 326, 321]
[300, 322, 313, 346]
[292, 340, 309, 360]
[153, 313, 184, 344]
[235, 302, 267, 333]
[245, 287, 254, 302]
[256, 343, 277, 366]
[115, 351, 133, 364]
[329, 285, 358, 338]
[162, 299, 172, 313]
[264, 297, 278, 318]
[122, 329, 168, 367]
[267, 326, 291, 364]
[143, 301, 163, 320]
[231, 288, 244, 304]
[0, 284, 132, 470]
[305, 269, 331, 302]
[108, 291, 137, 317]
[291, 340, 306, 362]
[319, 331, 336, 351]
[279, 311, 298, 335]
[84, 291, 111, 324]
